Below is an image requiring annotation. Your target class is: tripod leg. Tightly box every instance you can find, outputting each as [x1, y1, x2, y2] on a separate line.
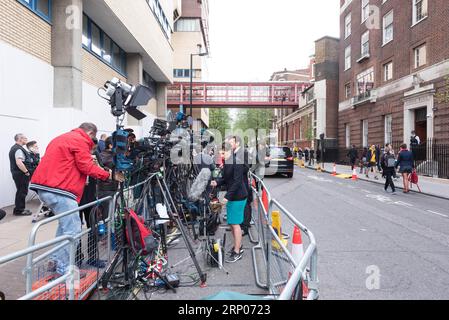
[157, 176, 207, 285]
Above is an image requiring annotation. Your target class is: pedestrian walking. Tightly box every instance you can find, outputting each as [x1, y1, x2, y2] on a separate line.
[211, 141, 248, 264]
[347, 145, 358, 170]
[9, 134, 33, 216]
[395, 143, 415, 194]
[360, 147, 368, 174]
[304, 148, 310, 164]
[385, 143, 398, 180]
[30, 123, 124, 275]
[366, 145, 379, 180]
[381, 147, 396, 194]
[376, 144, 382, 172]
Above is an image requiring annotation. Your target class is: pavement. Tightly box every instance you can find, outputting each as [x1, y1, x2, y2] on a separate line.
[264, 165, 449, 299]
[0, 199, 57, 300]
[300, 161, 449, 200]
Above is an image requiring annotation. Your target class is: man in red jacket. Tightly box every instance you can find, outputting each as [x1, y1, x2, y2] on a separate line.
[31, 123, 124, 274]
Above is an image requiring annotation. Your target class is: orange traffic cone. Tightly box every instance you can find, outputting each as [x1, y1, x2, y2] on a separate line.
[291, 226, 304, 264]
[262, 187, 269, 213]
[351, 168, 358, 181]
[332, 163, 337, 176]
[290, 226, 309, 299]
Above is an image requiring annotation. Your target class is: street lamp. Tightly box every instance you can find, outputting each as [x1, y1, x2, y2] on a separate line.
[190, 51, 208, 129]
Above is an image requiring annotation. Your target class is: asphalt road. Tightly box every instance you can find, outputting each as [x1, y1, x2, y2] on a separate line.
[264, 167, 449, 300]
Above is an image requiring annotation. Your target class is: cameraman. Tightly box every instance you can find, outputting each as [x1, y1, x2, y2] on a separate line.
[30, 123, 124, 275]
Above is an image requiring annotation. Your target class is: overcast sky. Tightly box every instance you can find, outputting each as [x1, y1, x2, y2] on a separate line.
[206, 0, 340, 82]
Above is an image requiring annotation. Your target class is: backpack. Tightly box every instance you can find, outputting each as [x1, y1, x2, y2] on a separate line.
[384, 153, 396, 168]
[125, 209, 158, 256]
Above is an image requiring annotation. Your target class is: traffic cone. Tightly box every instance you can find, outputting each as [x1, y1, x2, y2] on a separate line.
[332, 163, 337, 176]
[291, 226, 304, 265]
[351, 168, 358, 181]
[290, 226, 309, 299]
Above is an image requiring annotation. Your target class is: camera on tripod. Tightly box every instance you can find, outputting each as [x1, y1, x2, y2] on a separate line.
[99, 78, 154, 172]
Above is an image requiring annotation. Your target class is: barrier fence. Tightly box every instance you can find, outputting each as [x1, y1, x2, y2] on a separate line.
[250, 173, 319, 300]
[0, 172, 319, 300]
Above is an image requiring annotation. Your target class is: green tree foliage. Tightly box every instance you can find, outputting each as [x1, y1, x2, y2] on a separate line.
[209, 108, 232, 137]
[233, 109, 274, 132]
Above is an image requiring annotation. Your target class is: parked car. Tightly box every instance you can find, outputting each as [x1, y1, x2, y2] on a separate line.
[265, 146, 294, 178]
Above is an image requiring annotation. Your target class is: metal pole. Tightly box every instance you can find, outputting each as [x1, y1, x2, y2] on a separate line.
[190, 53, 193, 127]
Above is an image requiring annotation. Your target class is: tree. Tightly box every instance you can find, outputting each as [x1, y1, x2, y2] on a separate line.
[209, 108, 231, 137]
[233, 108, 274, 132]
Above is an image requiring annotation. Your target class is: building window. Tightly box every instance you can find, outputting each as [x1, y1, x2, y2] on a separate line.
[384, 115, 393, 144]
[175, 18, 201, 32]
[17, 0, 52, 22]
[173, 69, 202, 78]
[357, 67, 374, 96]
[361, 31, 370, 57]
[345, 124, 351, 148]
[345, 46, 351, 71]
[345, 83, 352, 99]
[361, 0, 370, 23]
[345, 13, 352, 39]
[82, 14, 127, 75]
[147, 0, 172, 40]
[383, 10, 394, 45]
[413, 0, 428, 25]
[414, 44, 427, 69]
[383, 61, 393, 82]
[362, 120, 369, 147]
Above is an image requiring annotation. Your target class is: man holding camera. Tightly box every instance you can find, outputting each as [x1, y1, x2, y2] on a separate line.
[30, 123, 124, 275]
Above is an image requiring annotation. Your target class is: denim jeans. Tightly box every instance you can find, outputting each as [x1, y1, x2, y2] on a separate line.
[38, 191, 81, 275]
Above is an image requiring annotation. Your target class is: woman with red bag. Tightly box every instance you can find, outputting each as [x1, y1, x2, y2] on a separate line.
[395, 144, 415, 193]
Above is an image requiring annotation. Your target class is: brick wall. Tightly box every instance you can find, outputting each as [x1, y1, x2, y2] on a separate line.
[338, 0, 449, 148]
[82, 50, 127, 88]
[0, 0, 51, 64]
[339, 0, 449, 102]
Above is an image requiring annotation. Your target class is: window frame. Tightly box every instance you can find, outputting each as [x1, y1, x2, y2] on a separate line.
[82, 14, 127, 76]
[382, 10, 394, 45]
[384, 114, 393, 144]
[17, 0, 52, 23]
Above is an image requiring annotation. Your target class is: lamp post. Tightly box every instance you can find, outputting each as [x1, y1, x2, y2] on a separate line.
[190, 51, 208, 130]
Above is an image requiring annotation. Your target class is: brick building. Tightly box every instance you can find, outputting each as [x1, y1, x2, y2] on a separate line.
[275, 37, 340, 151]
[338, 0, 449, 151]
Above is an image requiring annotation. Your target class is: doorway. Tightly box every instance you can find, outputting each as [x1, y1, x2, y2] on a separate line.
[414, 107, 427, 142]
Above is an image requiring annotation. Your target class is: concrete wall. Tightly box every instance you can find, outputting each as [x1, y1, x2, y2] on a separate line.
[103, 0, 174, 82]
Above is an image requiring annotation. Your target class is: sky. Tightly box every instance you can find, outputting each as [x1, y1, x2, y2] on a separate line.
[206, 0, 340, 82]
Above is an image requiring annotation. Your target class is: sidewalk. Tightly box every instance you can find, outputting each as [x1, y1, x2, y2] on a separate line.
[300, 161, 449, 200]
[0, 200, 57, 300]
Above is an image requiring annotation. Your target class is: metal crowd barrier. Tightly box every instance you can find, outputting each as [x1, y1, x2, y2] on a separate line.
[250, 173, 319, 300]
[0, 235, 78, 300]
[0, 175, 156, 300]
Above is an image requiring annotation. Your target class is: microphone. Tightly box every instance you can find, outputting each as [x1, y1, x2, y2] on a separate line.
[189, 168, 212, 202]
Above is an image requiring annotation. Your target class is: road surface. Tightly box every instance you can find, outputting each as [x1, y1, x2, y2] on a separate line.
[264, 166, 449, 300]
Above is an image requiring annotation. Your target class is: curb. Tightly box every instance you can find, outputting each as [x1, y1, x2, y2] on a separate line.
[299, 164, 449, 201]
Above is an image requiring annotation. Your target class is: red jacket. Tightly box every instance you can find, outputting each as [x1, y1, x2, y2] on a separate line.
[31, 128, 110, 203]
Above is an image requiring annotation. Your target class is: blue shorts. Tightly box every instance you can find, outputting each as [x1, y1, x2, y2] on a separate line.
[226, 199, 247, 225]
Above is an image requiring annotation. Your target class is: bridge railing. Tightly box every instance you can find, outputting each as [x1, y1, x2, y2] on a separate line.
[167, 82, 308, 107]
